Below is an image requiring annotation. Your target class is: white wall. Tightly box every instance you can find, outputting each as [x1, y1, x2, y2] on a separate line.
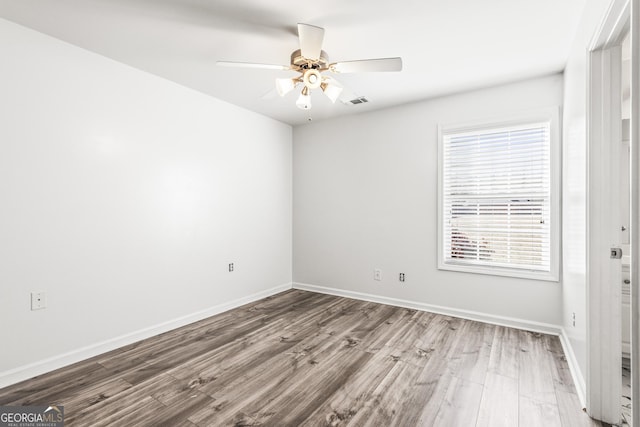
[293, 74, 563, 326]
[0, 18, 292, 379]
[561, 0, 615, 380]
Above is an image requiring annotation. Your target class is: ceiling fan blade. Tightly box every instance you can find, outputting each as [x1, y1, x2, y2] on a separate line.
[298, 23, 324, 60]
[337, 85, 360, 104]
[331, 57, 403, 73]
[217, 61, 290, 71]
[260, 87, 279, 100]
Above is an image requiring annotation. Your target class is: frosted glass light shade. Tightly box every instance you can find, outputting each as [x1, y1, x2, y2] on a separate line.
[296, 93, 312, 110]
[322, 82, 343, 103]
[275, 78, 296, 97]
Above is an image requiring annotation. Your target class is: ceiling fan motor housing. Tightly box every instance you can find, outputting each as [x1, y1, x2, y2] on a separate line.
[291, 49, 329, 70]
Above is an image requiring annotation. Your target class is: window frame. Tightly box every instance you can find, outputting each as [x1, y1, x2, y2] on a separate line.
[437, 107, 561, 282]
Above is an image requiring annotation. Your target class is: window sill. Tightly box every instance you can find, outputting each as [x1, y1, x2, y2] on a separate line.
[438, 261, 559, 282]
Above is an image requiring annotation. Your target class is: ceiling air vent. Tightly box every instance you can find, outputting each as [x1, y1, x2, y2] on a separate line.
[349, 96, 369, 105]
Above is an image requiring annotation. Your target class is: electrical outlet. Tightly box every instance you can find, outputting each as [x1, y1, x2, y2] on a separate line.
[229, 263, 234, 272]
[399, 273, 405, 282]
[374, 268, 382, 281]
[572, 312, 576, 327]
[31, 291, 46, 310]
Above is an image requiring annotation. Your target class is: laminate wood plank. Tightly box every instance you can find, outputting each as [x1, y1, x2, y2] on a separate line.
[124, 316, 296, 386]
[543, 334, 577, 394]
[380, 354, 457, 427]
[519, 395, 562, 427]
[308, 301, 400, 353]
[368, 313, 463, 369]
[85, 395, 166, 427]
[360, 307, 427, 352]
[121, 293, 344, 386]
[488, 326, 520, 379]
[251, 348, 373, 426]
[432, 376, 484, 426]
[518, 330, 557, 404]
[419, 316, 464, 353]
[148, 391, 215, 427]
[187, 340, 370, 426]
[183, 327, 341, 422]
[348, 321, 466, 426]
[288, 297, 365, 337]
[0, 290, 590, 426]
[68, 373, 215, 427]
[164, 323, 291, 384]
[407, 312, 454, 353]
[445, 320, 494, 384]
[543, 334, 610, 426]
[344, 302, 401, 339]
[102, 290, 304, 359]
[65, 375, 168, 426]
[0, 361, 111, 406]
[84, 392, 209, 427]
[166, 299, 359, 395]
[101, 290, 330, 372]
[48, 377, 132, 419]
[373, 317, 474, 426]
[555, 389, 606, 427]
[297, 348, 399, 426]
[344, 356, 446, 427]
[362, 310, 442, 365]
[147, 372, 211, 408]
[176, 323, 322, 398]
[476, 372, 519, 427]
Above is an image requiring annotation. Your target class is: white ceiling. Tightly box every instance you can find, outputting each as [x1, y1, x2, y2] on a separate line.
[0, 0, 587, 126]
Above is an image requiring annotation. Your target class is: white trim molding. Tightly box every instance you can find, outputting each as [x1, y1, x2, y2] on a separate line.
[0, 282, 293, 389]
[293, 282, 562, 335]
[632, 0, 640, 425]
[437, 107, 562, 282]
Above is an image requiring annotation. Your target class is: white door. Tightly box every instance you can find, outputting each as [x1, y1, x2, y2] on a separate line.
[588, 43, 623, 423]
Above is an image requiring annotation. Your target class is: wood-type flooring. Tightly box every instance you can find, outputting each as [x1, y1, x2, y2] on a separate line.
[0, 289, 611, 426]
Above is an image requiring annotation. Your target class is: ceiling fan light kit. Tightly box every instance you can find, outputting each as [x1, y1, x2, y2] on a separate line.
[275, 77, 298, 97]
[217, 23, 402, 111]
[321, 80, 343, 103]
[296, 86, 312, 110]
[302, 69, 322, 89]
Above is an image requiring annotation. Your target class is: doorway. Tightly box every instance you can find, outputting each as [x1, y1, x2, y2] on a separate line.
[586, 0, 637, 424]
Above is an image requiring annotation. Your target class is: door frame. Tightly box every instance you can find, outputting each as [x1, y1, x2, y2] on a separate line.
[587, 0, 637, 423]
[631, 0, 639, 425]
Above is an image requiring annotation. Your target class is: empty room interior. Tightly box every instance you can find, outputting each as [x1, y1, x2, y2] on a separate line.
[0, 0, 638, 426]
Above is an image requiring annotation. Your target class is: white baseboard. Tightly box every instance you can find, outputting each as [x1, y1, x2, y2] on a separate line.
[559, 328, 587, 409]
[0, 282, 293, 389]
[293, 282, 562, 335]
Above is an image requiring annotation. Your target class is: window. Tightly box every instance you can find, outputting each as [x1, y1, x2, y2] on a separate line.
[437, 109, 559, 281]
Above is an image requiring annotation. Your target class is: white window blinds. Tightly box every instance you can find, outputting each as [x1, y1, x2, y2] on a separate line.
[441, 122, 552, 274]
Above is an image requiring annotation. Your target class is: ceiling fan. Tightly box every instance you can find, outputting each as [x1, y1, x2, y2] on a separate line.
[217, 23, 402, 110]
